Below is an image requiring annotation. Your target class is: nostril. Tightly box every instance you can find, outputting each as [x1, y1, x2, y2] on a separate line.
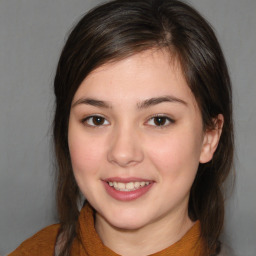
[107, 148, 144, 167]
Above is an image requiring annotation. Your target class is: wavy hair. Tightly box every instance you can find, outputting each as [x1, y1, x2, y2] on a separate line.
[53, 0, 234, 255]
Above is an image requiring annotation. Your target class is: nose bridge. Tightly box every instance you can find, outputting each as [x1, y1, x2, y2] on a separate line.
[107, 122, 143, 167]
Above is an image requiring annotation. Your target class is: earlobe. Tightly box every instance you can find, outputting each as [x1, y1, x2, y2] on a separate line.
[199, 114, 224, 163]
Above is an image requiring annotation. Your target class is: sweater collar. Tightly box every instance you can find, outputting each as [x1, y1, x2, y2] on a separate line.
[77, 203, 204, 256]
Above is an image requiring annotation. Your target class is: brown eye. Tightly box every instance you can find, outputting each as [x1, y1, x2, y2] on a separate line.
[84, 115, 109, 127]
[147, 115, 174, 127]
[92, 116, 104, 125]
[154, 117, 168, 126]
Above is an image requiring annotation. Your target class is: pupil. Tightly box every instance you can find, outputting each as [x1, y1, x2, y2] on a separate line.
[93, 116, 104, 125]
[154, 117, 166, 126]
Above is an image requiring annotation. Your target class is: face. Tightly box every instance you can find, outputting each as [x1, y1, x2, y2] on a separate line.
[68, 49, 216, 231]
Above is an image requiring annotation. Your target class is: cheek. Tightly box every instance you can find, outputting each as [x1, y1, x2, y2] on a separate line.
[68, 129, 105, 177]
[146, 130, 202, 177]
[70, 141, 99, 168]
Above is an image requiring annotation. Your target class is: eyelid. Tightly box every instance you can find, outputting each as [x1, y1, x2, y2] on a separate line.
[81, 114, 175, 128]
[145, 114, 175, 127]
[82, 114, 110, 127]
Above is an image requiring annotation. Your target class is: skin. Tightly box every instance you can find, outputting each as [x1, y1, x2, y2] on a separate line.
[68, 49, 223, 256]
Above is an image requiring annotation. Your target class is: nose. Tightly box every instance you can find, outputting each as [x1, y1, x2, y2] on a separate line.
[107, 126, 144, 167]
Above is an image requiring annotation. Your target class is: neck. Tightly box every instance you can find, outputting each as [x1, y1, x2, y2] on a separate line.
[95, 208, 194, 256]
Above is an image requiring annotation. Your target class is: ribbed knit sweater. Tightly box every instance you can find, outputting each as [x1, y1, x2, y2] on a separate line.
[9, 204, 205, 256]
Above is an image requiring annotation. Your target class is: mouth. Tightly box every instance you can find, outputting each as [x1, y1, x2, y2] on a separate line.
[103, 178, 154, 201]
[107, 181, 151, 192]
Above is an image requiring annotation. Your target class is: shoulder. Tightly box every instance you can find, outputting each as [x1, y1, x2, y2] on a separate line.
[8, 224, 60, 256]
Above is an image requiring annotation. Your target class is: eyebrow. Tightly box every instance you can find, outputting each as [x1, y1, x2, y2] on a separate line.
[137, 95, 187, 109]
[72, 98, 112, 108]
[72, 95, 187, 109]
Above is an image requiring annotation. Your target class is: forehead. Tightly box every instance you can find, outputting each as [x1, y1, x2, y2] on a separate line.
[73, 49, 197, 108]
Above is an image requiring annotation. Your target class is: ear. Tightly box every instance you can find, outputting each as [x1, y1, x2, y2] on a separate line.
[199, 114, 224, 164]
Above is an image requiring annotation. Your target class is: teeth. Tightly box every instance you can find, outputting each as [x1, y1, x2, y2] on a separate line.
[126, 182, 134, 190]
[134, 182, 140, 189]
[118, 182, 125, 189]
[108, 181, 150, 191]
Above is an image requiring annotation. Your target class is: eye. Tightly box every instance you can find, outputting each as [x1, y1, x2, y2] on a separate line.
[146, 115, 174, 127]
[83, 115, 110, 127]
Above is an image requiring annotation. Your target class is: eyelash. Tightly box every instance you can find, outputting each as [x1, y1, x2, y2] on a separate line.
[81, 114, 175, 128]
[82, 115, 110, 127]
[146, 114, 175, 128]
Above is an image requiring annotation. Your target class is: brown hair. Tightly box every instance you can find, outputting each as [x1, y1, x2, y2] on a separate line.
[53, 0, 233, 255]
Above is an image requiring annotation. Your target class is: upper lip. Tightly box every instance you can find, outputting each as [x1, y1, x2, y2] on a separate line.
[103, 177, 154, 183]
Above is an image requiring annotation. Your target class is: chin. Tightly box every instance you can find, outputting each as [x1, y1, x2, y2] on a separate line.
[93, 200, 156, 231]
[111, 218, 147, 231]
[104, 209, 151, 231]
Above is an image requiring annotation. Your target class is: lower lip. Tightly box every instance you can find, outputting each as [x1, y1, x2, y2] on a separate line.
[103, 182, 154, 201]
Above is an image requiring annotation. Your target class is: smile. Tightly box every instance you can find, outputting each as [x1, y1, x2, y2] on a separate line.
[103, 178, 154, 201]
[107, 181, 151, 191]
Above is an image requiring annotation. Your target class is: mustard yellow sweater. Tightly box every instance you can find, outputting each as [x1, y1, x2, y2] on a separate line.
[9, 204, 205, 256]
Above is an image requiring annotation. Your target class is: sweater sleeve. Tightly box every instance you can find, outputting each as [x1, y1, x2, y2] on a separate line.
[8, 224, 60, 256]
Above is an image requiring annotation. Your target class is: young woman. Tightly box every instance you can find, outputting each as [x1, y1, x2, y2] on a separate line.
[9, 0, 234, 255]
